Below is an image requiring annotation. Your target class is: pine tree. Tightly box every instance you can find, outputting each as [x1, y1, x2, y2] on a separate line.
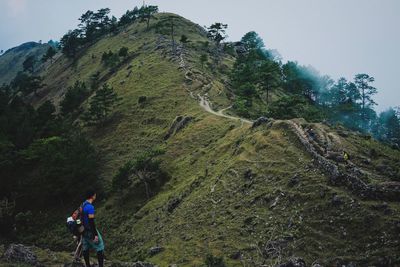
[206, 23, 228, 46]
[241, 31, 264, 51]
[60, 29, 82, 58]
[139, 5, 159, 29]
[354, 73, 377, 128]
[84, 84, 121, 125]
[257, 60, 281, 103]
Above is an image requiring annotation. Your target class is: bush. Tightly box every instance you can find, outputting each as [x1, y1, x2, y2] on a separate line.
[112, 161, 134, 191]
[180, 35, 189, 44]
[138, 96, 147, 104]
[233, 97, 252, 117]
[102, 50, 120, 68]
[112, 148, 167, 199]
[205, 254, 226, 267]
[118, 47, 129, 57]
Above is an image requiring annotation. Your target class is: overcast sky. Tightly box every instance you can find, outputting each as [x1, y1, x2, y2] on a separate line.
[1, 0, 399, 111]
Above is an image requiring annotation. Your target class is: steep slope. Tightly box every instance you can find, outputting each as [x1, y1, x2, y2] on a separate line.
[0, 42, 51, 85]
[4, 13, 400, 266]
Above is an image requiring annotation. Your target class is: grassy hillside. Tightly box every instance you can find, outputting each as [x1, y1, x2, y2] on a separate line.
[4, 12, 400, 266]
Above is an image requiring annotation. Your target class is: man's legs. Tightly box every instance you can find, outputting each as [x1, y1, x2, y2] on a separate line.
[82, 249, 90, 267]
[97, 250, 104, 267]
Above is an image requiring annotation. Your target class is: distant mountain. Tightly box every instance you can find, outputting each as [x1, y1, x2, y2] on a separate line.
[0, 41, 50, 85]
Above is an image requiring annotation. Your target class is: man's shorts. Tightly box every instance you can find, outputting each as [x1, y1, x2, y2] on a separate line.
[82, 231, 104, 252]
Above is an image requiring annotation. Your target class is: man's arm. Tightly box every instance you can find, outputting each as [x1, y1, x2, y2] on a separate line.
[88, 214, 98, 238]
[87, 205, 98, 241]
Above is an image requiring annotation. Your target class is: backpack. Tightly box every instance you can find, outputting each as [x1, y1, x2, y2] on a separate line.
[66, 202, 88, 236]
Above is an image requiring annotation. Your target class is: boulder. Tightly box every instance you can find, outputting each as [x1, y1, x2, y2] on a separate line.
[4, 244, 38, 265]
[288, 174, 300, 187]
[149, 246, 164, 256]
[331, 194, 343, 206]
[243, 169, 254, 180]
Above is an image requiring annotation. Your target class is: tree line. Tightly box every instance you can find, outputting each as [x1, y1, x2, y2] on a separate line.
[60, 5, 158, 58]
[206, 27, 400, 148]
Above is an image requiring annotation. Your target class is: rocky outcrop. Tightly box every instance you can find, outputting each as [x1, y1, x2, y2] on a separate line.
[164, 115, 193, 140]
[149, 246, 164, 256]
[287, 121, 400, 201]
[3, 244, 38, 266]
[252, 117, 272, 129]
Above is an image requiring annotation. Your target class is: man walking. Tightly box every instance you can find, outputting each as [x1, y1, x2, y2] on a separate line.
[82, 189, 105, 267]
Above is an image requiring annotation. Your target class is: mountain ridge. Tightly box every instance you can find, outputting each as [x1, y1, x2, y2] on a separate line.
[1, 11, 400, 267]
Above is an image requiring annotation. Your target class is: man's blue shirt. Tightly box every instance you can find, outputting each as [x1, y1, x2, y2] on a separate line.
[82, 200, 95, 229]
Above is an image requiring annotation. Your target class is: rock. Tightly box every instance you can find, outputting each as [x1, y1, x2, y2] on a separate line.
[252, 117, 270, 128]
[149, 246, 164, 256]
[331, 194, 343, 206]
[288, 174, 300, 187]
[4, 244, 38, 265]
[166, 196, 181, 213]
[372, 202, 392, 215]
[326, 151, 344, 162]
[230, 251, 242, 260]
[243, 169, 254, 180]
[276, 257, 306, 267]
[164, 116, 193, 139]
[269, 196, 280, 209]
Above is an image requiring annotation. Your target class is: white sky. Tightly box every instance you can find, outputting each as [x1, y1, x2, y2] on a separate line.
[1, 0, 399, 111]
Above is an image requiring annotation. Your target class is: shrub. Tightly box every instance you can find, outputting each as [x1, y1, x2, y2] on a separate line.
[233, 97, 252, 117]
[204, 254, 226, 267]
[102, 50, 120, 68]
[118, 47, 129, 57]
[138, 96, 147, 104]
[112, 161, 134, 191]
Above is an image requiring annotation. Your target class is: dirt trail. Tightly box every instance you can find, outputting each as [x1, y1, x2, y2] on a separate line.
[171, 41, 253, 125]
[198, 94, 253, 124]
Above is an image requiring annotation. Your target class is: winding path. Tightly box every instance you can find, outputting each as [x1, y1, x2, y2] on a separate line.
[174, 42, 253, 125]
[198, 94, 253, 124]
